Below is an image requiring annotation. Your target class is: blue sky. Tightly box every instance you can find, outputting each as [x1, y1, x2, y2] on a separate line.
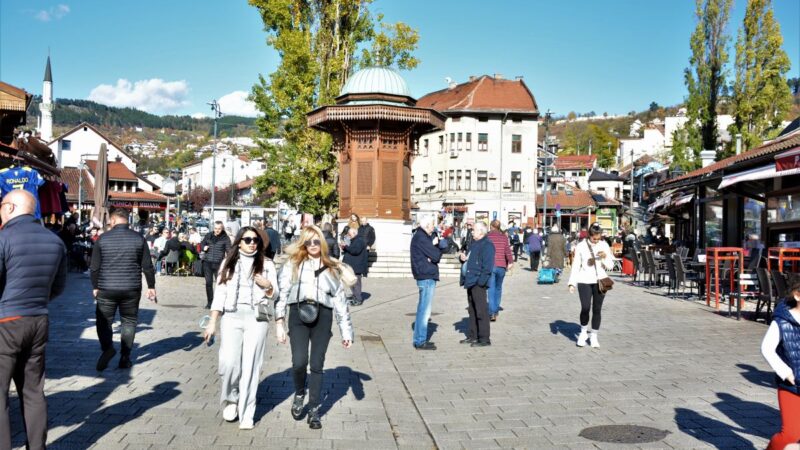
[1, 0, 798, 118]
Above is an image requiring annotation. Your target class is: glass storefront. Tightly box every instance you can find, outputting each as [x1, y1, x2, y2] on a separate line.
[704, 198, 723, 248]
[767, 194, 800, 223]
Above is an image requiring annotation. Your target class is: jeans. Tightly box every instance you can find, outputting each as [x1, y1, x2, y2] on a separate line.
[96, 290, 141, 358]
[487, 267, 506, 316]
[288, 304, 333, 408]
[467, 286, 490, 342]
[0, 315, 48, 450]
[577, 283, 606, 330]
[529, 251, 541, 271]
[203, 261, 220, 307]
[219, 307, 268, 424]
[413, 279, 436, 346]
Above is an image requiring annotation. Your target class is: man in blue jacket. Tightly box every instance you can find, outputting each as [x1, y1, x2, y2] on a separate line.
[410, 216, 441, 350]
[0, 190, 67, 450]
[459, 221, 495, 347]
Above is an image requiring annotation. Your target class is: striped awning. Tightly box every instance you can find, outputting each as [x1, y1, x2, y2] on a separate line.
[718, 164, 800, 189]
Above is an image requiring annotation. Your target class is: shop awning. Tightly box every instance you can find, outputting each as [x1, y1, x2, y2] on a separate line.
[671, 194, 694, 206]
[648, 194, 672, 212]
[776, 147, 800, 172]
[718, 164, 800, 189]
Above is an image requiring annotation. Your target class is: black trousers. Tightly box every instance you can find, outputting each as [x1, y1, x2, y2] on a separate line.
[577, 283, 606, 330]
[529, 251, 541, 271]
[203, 261, 220, 307]
[96, 290, 140, 358]
[512, 243, 522, 261]
[0, 315, 48, 450]
[288, 304, 333, 408]
[466, 286, 490, 342]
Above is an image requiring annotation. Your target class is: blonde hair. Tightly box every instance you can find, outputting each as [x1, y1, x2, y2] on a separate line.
[285, 225, 341, 282]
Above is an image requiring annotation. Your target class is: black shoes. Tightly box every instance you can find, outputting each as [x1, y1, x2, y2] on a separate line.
[414, 342, 437, 350]
[459, 338, 476, 344]
[118, 356, 132, 369]
[96, 348, 116, 371]
[307, 405, 322, 429]
[348, 299, 363, 306]
[490, 314, 497, 322]
[291, 394, 305, 420]
[470, 340, 491, 347]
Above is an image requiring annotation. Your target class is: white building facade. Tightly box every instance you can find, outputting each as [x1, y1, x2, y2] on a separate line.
[49, 122, 138, 172]
[182, 151, 266, 193]
[412, 75, 539, 226]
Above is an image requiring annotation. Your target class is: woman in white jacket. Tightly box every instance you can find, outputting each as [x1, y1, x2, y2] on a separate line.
[568, 223, 614, 348]
[202, 226, 278, 430]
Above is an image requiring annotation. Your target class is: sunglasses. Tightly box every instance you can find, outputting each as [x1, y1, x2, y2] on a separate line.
[304, 239, 322, 247]
[241, 237, 261, 245]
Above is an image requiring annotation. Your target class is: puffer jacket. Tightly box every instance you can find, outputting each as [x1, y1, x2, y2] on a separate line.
[0, 214, 67, 318]
[773, 301, 800, 395]
[201, 231, 231, 264]
[211, 252, 278, 313]
[276, 258, 353, 341]
[91, 224, 156, 292]
[460, 236, 495, 289]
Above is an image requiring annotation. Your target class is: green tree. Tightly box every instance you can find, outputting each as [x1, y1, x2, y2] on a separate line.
[728, 0, 793, 156]
[249, 0, 419, 217]
[649, 101, 660, 112]
[670, 127, 698, 172]
[788, 77, 800, 95]
[360, 14, 419, 69]
[684, 0, 732, 162]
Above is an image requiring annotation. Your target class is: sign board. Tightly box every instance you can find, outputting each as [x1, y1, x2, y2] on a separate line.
[776, 148, 800, 172]
[161, 178, 176, 195]
[241, 209, 252, 227]
[555, 203, 561, 211]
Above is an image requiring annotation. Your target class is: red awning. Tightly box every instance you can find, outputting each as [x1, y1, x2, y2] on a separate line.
[776, 147, 800, 172]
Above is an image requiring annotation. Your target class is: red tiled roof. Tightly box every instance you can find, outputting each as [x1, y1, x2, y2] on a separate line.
[417, 76, 539, 115]
[61, 167, 94, 201]
[554, 155, 597, 171]
[661, 128, 800, 188]
[236, 178, 254, 190]
[85, 160, 138, 181]
[535, 188, 596, 210]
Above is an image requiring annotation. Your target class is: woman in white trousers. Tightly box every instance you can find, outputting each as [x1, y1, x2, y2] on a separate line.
[203, 226, 277, 430]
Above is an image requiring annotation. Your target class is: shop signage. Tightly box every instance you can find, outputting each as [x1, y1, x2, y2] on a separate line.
[775, 147, 800, 172]
[108, 200, 166, 211]
[549, 176, 579, 183]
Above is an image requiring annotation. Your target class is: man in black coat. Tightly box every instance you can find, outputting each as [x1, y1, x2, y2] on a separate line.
[342, 223, 368, 306]
[322, 223, 339, 259]
[0, 190, 66, 450]
[459, 221, 494, 347]
[91, 208, 157, 371]
[264, 223, 282, 259]
[200, 222, 230, 308]
[410, 216, 441, 350]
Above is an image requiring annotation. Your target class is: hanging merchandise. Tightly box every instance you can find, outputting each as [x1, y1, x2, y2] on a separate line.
[0, 165, 46, 218]
[38, 180, 64, 215]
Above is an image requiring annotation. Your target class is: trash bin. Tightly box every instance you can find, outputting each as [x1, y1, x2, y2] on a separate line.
[622, 257, 635, 275]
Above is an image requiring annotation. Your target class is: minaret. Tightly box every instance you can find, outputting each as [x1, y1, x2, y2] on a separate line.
[40, 55, 54, 142]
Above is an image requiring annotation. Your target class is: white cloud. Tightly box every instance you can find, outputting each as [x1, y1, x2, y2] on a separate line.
[88, 78, 190, 113]
[191, 112, 208, 119]
[34, 4, 70, 22]
[217, 91, 260, 117]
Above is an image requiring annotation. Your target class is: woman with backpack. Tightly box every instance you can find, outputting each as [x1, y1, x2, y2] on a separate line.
[761, 280, 800, 449]
[567, 223, 614, 348]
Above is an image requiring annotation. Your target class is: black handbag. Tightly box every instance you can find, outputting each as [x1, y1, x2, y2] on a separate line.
[295, 262, 327, 324]
[587, 241, 614, 294]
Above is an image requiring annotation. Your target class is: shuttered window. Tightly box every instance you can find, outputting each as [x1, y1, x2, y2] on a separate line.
[357, 161, 372, 195]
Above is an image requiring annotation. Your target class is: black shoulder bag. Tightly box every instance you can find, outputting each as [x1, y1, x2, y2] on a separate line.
[295, 261, 326, 324]
[587, 241, 614, 294]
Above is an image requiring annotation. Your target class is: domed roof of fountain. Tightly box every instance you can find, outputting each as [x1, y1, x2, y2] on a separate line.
[339, 67, 412, 104]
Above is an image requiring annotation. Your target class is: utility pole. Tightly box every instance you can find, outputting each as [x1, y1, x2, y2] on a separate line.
[542, 109, 553, 233]
[629, 148, 634, 230]
[208, 100, 222, 223]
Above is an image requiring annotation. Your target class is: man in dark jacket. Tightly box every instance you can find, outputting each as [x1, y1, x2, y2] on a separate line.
[410, 216, 441, 350]
[200, 221, 230, 309]
[264, 223, 282, 259]
[0, 190, 66, 450]
[91, 209, 157, 371]
[322, 223, 339, 259]
[459, 221, 494, 347]
[527, 229, 544, 271]
[342, 222, 368, 306]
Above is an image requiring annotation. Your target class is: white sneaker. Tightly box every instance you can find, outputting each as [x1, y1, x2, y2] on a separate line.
[223, 403, 238, 422]
[239, 420, 254, 430]
[576, 330, 588, 347]
[590, 333, 600, 348]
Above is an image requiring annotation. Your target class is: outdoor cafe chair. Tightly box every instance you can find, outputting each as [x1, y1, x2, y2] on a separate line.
[771, 269, 789, 300]
[162, 250, 181, 275]
[665, 255, 677, 298]
[755, 267, 776, 323]
[645, 251, 668, 287]
[630, 251, 642, 284]
[673, 253, 701, 298]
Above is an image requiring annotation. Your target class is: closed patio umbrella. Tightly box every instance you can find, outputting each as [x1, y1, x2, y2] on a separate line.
[92, 143, 109, 227]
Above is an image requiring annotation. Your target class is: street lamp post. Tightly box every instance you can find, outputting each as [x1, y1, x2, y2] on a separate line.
[629, 148, 634, 230]
[542, 109, 553, 232]
[208, 100, 222, 223]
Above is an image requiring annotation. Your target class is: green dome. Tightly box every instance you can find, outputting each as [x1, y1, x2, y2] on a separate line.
[341, 67, 411, 97]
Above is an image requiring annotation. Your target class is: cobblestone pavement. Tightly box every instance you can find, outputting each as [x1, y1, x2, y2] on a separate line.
[9, 264, 780, 449]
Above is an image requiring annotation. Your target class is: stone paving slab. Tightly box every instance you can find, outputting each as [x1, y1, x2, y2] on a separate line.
[7, 264, 781, 449]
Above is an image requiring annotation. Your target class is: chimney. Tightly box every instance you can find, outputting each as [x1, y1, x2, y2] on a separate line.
[515, 75, 523, 80]
[449, 81, 457, 89]
[493, 73, 503, 80]
[700, 149, 716, 168]
[735, 133, 742, 155]
[468, 75, 477, 82]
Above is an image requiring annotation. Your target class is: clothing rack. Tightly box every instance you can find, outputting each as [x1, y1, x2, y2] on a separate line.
[0, 141, 61, 179]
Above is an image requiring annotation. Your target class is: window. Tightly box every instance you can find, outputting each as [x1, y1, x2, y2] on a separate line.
[410, 175, 415, 191]
[438, 135, 444, 153]
[511, 134, 522, 153]
[62, 139, 72, 151]
[450, 133, 456, 151]
[477, 171, 488, 191]
[448, 170, 455, 190]
[478, 133, 488, 151]
[479, 116, 488, 122]
[465, 170, 472, 190]
[511, 172, 521, 192]
[466, 133, 472, 151]
[437, 172, 443, 191]
[457, 133, 463, 151]
[423, 173, 428, 184]
[456, 170, 462, 190]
